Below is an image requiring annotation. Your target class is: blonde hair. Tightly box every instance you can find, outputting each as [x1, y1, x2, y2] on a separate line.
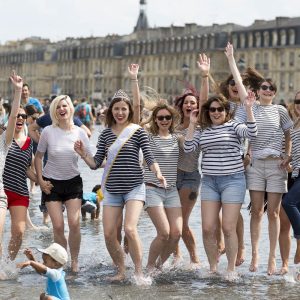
[49, 95, 74, 127]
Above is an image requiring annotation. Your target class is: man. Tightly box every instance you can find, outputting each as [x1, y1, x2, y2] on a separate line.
[74, 98, 94, 130]
[21, 83, 44, 116]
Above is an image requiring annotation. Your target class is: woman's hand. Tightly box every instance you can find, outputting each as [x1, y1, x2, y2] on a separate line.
[190, 109, 199, 125]
[197, 53, 210, 77]
[244, 90, 256, 108]
[74, 140, 86, 157]
[128, 64, 139, 80]
[156, 172, 167, 189]
[9, 70, 23, 91]
[40, 179, 53, 195]
[224, 42, 234, 59]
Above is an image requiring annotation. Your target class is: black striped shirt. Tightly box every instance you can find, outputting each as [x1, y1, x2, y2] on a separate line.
[291, 127, 300, 178]
[94, 127, 155, 194]
[3, 137, 33, 196]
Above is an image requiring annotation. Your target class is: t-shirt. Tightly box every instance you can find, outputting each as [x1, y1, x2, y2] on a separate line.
[45, 267, 70, 300]
[291, 127, 300, 178]
[3, 137, 32, 196]
[0, 131, 10, 194]
[83, 192, 97, 203]
[37, 125, 92, 180]
[37, 114, 83, 128]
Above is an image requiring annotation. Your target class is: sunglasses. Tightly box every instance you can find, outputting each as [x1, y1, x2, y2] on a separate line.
[294, 99, 300, 104]
[17, 113, 27, 119]
[209, 107, 225, 113]
[260, 85, 275, 92]
[157, 115, 172, 121]
[228, 79, 235, 86]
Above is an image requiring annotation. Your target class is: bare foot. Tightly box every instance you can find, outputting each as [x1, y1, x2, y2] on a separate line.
[236, 247, 245, 267]
[279, 265, 289, 275]
[106, 273, 125, 282]
[217, 248, 226, 263]
[267, 258, 277, 275]
[249, 256, 259, 272]
[71, 261, 79, 273]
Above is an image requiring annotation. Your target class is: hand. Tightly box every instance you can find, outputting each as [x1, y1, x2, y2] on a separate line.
[17, 261, 31, 269]
[156, 173, 167, 188]
[40, 179, 53, 195]
[197, 53, 210, 77]
[128, 64, 139, 80]
[190, 109, 199, 125]
[24, 248, 34, 260]
[74, 140, 85, 157]
[280, 156, 291, 170]
[244, 90, 256, 108]
[224, 42, 234, 59]
[9, 70, 23, 91]
[243, 155, 251, 168]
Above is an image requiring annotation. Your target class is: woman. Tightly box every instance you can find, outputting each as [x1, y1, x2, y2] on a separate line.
[173, 53, 210, 265]
[142, 102, 182, 271]
[3, 107, 41, 260]
[74, 90, 165, 282]
[225, 42, 293, 275]
[184, 93, 257, 275]
[0, 71, 23, 258]
[35, 95, 91, 273]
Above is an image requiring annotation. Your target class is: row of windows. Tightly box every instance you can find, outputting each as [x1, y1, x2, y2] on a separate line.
[233, 28, 296, 49]
[0, 51, 44, 64]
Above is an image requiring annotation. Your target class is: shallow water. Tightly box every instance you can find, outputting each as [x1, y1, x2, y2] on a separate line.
[1, 126, 300, 299]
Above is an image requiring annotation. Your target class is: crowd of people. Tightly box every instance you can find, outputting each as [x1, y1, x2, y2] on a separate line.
[0, 42, 300, 298]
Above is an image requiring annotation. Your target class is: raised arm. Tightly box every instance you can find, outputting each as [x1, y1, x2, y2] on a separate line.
[224, 42, 248, 103]
[6, 71, 23, 145]
[128, 64, 140, 124]
[197, 53, 210, 104]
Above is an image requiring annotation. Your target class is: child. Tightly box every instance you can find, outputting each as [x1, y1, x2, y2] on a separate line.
[17, 243, 70, 300]
[81, 184, 103, 221]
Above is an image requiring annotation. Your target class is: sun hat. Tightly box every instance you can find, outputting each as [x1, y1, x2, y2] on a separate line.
[38, 243, 68, 265]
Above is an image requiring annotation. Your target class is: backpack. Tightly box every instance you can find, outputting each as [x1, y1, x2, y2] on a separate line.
[77, 104, 87, 120]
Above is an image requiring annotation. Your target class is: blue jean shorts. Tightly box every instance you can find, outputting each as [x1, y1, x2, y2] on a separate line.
[145, 186, 181, 209]
[102, 183, 145, 207]
[176, 169, 201, 192]
[201, 172, 246, 204]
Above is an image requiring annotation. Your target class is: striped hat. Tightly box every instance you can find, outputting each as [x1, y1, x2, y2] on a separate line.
[112, 89, 130, 101]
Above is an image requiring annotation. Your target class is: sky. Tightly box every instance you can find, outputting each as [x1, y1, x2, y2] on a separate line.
[0, 0, 300, 44]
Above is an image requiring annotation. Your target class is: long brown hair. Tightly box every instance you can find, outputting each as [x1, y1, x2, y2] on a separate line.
[199, 95, 232, 129]
[174, 92, 199, 123]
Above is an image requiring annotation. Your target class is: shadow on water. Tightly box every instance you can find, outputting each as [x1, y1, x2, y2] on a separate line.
[1, 126, 300, 299]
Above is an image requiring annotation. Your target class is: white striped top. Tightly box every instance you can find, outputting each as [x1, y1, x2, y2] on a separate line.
[37, 125, 91, 180]
[291, 127, 300, 178]
[184, 121, 257, 175]
[144, 133, 179, 188]
[0, 131, 9, 193]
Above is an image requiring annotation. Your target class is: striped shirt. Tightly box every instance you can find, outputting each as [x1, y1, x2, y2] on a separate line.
[291, 127, 300, 178]
[184, 121, 257, 175]
[3, 137, 32, 196]
[94, 127, 155, 194]
[144, 133, 179, 188]
[176, 126, 201, 172]
[37, 125, 91, 180]
[250, 104, 293, 158]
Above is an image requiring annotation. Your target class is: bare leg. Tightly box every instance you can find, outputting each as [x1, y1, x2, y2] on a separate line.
[249, 190, 265, 272]
[279, 206, 291, 274]
[222, 204, 242, 272]
[0, 207, 7, 257]
[236, 212, 245, 266]
[8, 206, 27, 260]
[201, 200, 221, 272]
[295, 239, 300, 264]
[65, 199, 82, 272]
[103, 205, 125, 281]
[216, 213, 225, 260]
[124, 200, 144, 276]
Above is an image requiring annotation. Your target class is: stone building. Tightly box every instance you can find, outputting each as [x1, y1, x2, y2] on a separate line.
[0, 1, 300, 103]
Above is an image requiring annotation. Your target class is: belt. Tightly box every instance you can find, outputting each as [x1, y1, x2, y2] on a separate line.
[146, 182, 160, 188]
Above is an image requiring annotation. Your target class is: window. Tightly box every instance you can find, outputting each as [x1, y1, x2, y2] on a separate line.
[240, 33, 246, 48]
[289, 52, 295, 67]
[263, 31, 270, 47]
[289, 29, 296, 45]
[280, 29, 286, 46]
[255, 32, 261, 47]
[248, 32, 253, 48]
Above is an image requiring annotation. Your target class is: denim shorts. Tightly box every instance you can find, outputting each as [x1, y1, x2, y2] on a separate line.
[102, 183, 145, 207]
[145, 186, 181, 209]
[201, 172, 246, 204]
[176, 169, 201, 192]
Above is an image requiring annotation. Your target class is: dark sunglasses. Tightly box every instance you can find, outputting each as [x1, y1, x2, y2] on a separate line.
[261, 85, 275, 92]
[209, 107, 225, 113]
[294, 99, 300, 104]
[157, 115, 172, 121]
[228, 79, 235, 86]
[17, 113, 27, 119]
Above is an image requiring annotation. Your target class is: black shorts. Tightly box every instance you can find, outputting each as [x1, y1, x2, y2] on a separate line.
[42, 175, 83, 202]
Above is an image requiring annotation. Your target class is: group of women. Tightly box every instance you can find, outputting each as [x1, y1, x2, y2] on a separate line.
[1, 42, 300, 283]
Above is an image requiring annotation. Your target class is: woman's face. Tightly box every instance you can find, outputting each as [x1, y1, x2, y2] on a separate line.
[56, 99, 71, 121]
[228, 79, 240, 101]
[258, 81, 276, 103]
[15, 108, 27, 133]
[209, 101, 226, 126]
[155, 108, 172, 131]
[112, 100, 130, 125]
[182, 95, 198, 119]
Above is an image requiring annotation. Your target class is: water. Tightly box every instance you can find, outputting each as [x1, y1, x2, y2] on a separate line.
[1, 126, 300, 299]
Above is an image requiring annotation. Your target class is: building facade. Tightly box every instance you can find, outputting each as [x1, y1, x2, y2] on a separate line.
[0, 3, 300, 103]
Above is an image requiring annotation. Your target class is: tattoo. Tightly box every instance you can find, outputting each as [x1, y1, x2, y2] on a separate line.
[189, 191, 197, 201]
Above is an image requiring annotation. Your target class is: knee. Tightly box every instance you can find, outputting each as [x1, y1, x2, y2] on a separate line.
[68, 219, 80, 232]
[251, 209, 264, 219]
[124, 225, 138, 240]
[52, 222, 65, 235]
[157, 230, 170, 242]
[267, 210, 280, 221]
[222, 224, 236, 238]
[202, 225, 215, 238]
[169, 230, 181, 242]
